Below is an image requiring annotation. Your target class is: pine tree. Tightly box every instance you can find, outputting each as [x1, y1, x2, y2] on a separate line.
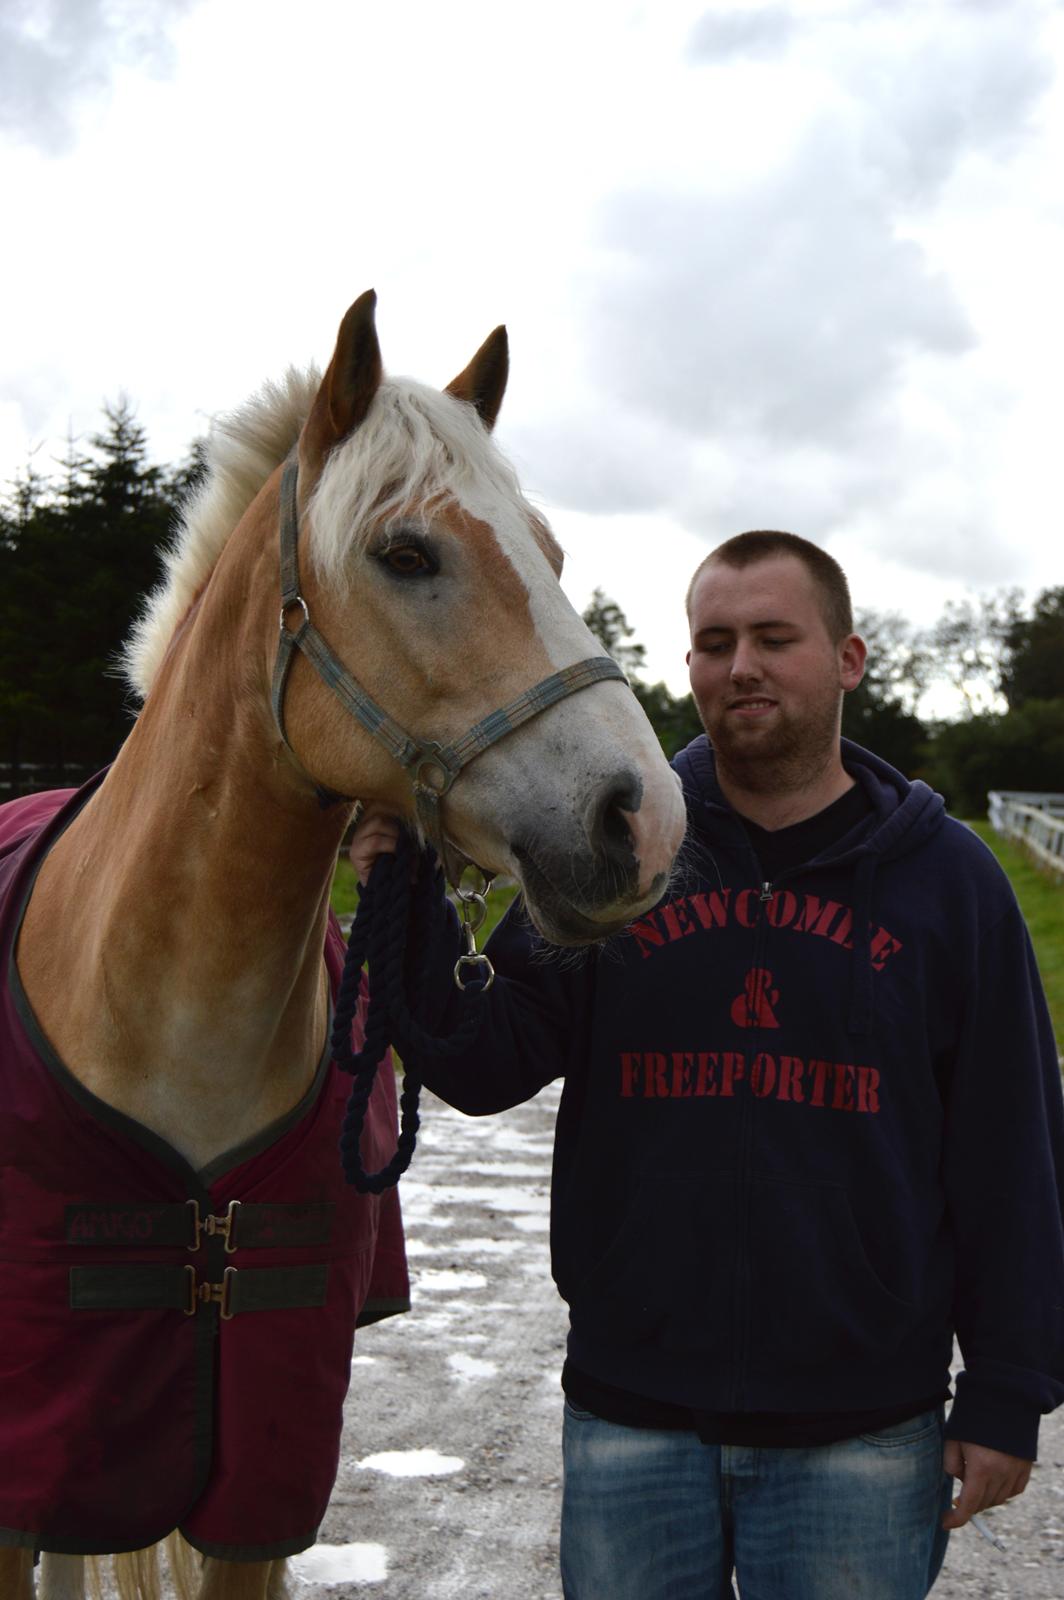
[0, 400, 173, 789]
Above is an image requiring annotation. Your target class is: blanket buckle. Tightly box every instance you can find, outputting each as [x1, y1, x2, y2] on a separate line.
[183, 1263, 236, 1320]
[186, 1198, 241, 1253]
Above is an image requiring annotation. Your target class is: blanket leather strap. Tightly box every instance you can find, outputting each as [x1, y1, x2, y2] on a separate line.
[64, 1200, 335, 1252]
[69, 1263, 329, 1318]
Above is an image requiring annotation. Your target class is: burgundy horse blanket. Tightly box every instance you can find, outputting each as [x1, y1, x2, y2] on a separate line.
[0, 777, 409, 1559]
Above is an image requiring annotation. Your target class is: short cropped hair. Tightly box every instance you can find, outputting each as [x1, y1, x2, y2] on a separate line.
[685, 530, 854, 641]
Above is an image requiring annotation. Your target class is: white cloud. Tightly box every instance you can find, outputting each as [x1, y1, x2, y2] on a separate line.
[594, 130, 973, 445]
[687, 5, 796, 62]
[845, 7, 1054, 203]
[507, 410, 692, 516]
[553, 0, 1061, 605]
[0, 0, 1061, 698]
[0, 0, 194, 154]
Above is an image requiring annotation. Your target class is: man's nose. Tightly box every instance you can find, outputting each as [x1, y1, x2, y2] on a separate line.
[730, 641, 761, 682]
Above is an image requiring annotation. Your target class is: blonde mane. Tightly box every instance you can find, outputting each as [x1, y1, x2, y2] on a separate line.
[123, 370, 537, 699]
[123, 367, 318, 698]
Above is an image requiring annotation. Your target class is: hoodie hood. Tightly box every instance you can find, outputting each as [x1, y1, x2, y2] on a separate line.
[672, 734, 945, 867]
[671, 736, 947, 1033]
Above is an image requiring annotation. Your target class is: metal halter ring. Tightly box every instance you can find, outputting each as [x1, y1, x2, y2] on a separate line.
[412, 753, 458, 796]
[279, 595, 311, 633]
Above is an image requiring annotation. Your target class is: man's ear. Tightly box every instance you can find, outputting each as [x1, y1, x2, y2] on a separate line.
[839, 633, 867, 692]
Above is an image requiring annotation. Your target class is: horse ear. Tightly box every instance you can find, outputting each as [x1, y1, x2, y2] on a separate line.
[301, 290, 383, 471]
[445, 326, 509, 431]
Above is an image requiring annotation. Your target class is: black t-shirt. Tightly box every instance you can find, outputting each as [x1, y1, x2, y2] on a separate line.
[739, 778, 872, 881]
[563, 780, 949, 1446]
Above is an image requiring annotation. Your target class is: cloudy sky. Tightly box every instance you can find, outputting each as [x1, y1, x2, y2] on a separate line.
[1, 0, 1061, 696]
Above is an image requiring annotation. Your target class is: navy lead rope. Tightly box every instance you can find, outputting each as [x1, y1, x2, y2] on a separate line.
[330, 830, 487, 1193]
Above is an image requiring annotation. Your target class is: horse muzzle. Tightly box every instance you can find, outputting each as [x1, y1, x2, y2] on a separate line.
[508, 769, 676, 945]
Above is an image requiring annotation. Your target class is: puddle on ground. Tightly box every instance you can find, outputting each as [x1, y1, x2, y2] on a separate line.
[413, 1268, 488, 1293]
[452, 1161, 546, 1178]
[449, 1237, 526, 1255]
[358, 1448, 464, 1476]
[289, 1542, 387, 1585]
[401, 1182, 549, 1214]
[447, 1352, 498, 1382]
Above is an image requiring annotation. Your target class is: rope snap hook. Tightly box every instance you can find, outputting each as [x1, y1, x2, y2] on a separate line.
[453, 866, 495, 992]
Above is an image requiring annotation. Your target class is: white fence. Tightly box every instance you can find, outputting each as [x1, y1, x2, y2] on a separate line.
[0, 762, 99, 798]
[988, 791, 1064, 879]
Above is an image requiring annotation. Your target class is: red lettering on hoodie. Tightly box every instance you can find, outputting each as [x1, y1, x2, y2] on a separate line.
[661, 902, 698, 942]
[730, 969, 781, 1029]
[630, 914, 666, 960]
[870, 928, 904, 970]
[690, 890, 731, 929]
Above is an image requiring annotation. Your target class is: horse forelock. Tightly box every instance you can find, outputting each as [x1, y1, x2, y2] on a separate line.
[122, 366, 320, 699]
[307, 378, 551, 583]
[122, 370, 557, 702]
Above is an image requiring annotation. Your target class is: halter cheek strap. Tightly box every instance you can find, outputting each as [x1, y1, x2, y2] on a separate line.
[270, 456, 627, 880]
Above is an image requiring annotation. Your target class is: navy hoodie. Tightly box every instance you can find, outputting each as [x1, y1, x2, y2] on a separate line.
[418, 738, 1064, 1460]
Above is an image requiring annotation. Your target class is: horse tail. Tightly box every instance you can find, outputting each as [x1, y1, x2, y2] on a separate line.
[108, 1537, 200, 1600]
[104, 1545, 163, 1600]
[162, 1535, 201, 1600]
[38, 1540, 289, 1599]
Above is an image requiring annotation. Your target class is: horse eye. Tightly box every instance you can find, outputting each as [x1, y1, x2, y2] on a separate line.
[383, 545, 431, 576]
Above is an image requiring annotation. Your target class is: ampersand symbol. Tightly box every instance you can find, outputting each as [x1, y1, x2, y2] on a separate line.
[730, 968, 781, 1029]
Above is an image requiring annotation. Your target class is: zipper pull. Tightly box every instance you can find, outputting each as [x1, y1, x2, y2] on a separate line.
[760, 881, 773, 903]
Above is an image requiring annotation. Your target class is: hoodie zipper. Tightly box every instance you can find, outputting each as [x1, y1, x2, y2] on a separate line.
[730, 873, 775, 1407]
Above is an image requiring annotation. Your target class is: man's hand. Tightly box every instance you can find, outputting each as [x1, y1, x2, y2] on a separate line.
[348, 805, 402, 887]
[941, 1439, 1032, 1528]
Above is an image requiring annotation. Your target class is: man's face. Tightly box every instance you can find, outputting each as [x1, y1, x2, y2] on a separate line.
[686, 554, 865, 789]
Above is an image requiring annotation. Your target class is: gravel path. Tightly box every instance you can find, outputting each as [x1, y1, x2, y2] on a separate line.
[298, 1084, 1064, 1599]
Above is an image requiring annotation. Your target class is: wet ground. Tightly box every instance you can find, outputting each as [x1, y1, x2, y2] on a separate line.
[291, 1083, 1064, 1600]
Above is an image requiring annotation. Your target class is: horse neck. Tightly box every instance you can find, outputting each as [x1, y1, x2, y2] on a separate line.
[18, 506, 353, 1169]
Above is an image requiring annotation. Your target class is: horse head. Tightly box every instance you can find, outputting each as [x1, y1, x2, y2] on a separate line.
[268, 290, 684, 944]
[125, 291, 684, 946]
[266, 291, 685, 940]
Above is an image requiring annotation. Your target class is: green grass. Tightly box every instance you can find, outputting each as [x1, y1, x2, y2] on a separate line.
[330, 855, 361, 919]
[967, 820, 1063, 1052]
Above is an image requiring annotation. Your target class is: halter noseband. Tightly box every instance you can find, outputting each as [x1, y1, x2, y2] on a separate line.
[270, 455, 627, 882]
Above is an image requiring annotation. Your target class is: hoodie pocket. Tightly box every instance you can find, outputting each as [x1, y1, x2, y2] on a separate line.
[566, 1176, 740, 1357]
[746, 1179, 914, 1374]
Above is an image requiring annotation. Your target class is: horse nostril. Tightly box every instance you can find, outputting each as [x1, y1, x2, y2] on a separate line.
[591, 772, 642, 857]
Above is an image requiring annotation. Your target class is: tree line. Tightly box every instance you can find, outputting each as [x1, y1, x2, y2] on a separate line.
[2, 402, 1061, 816]
[0, 401, 203, 793]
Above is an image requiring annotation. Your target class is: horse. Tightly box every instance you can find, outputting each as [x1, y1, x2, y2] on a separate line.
[0, 291, 687, 1600]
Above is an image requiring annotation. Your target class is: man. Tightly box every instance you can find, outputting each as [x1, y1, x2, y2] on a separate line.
[352, 531, 1064, 1598]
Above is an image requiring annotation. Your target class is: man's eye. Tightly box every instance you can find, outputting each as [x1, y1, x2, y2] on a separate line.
[764, 637, 790, 649]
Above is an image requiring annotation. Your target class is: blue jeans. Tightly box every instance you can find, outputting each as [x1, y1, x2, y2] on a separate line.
[560, 1402, 953, 1600]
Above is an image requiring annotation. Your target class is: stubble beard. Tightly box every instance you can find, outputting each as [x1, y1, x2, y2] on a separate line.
[698, 690, 843, 798]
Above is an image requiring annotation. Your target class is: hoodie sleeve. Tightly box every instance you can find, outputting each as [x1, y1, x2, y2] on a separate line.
[942, 896, 1064, 1461]
[410, 896, 592, 1116]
